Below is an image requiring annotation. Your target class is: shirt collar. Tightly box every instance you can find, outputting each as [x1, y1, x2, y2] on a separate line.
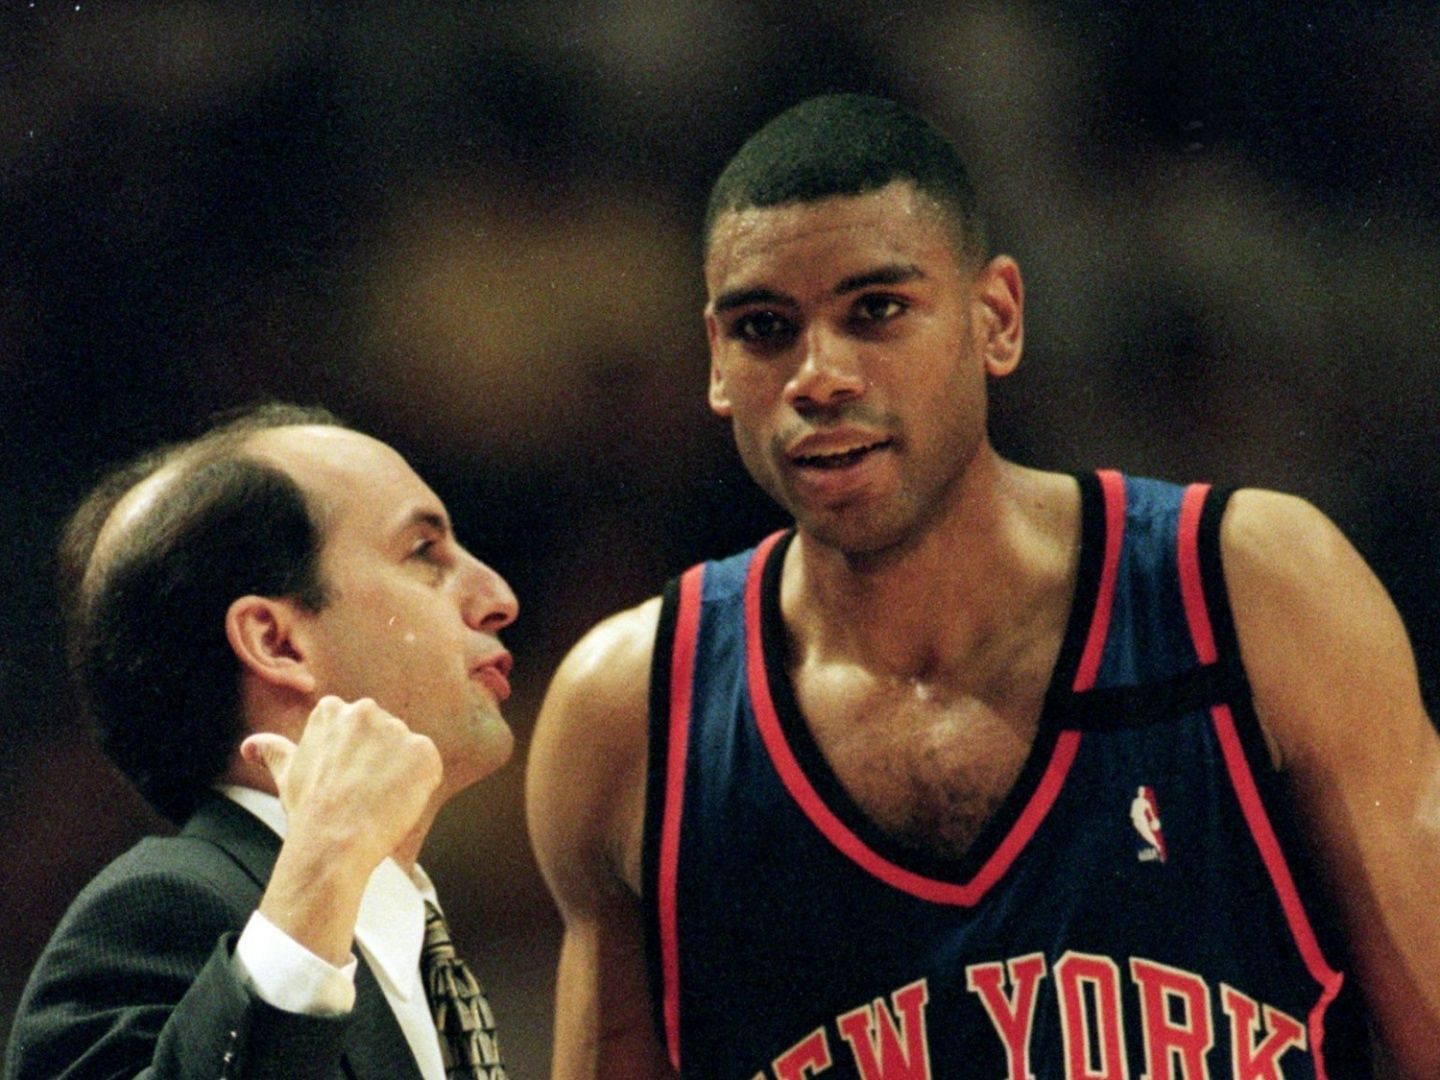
[217, 784, 434, 1001]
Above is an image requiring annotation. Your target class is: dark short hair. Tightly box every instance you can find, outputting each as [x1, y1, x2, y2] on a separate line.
[704, 93, 987, 262]
[58, 402, 343, 823]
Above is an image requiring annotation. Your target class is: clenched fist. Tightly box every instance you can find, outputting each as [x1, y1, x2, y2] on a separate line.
[244, 696, 443, 965]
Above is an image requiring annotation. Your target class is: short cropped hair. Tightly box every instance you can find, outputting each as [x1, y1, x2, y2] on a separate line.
[704, 93, 987, 263]
[57, 402, 343, 823]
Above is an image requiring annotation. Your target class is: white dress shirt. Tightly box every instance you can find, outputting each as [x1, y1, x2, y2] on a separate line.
[220, 785, 448, 1080]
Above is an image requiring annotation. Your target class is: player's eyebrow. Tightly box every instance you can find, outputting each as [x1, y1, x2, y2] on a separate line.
[833, 263, 925, 296]
[711, 286, 796, 314]
[711, 263, 926, 315]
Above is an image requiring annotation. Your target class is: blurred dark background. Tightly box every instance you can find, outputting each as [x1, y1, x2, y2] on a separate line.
[3, 2, 1437, 1073]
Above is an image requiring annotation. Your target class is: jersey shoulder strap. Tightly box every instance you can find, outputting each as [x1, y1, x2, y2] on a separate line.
[1048, 480, 1253, 730]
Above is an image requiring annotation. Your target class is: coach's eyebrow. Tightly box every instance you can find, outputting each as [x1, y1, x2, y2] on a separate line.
[391, 507, 452, 542]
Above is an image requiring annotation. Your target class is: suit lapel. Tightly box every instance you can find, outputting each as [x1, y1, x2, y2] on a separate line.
[345, 961, 425, 1080]
[183, 794, 282, 889]
[184, 793, 425, 1080]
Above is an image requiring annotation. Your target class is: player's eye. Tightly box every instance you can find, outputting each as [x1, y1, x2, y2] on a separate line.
[731, 310, 796, 345]
[852, 295, 906, 323]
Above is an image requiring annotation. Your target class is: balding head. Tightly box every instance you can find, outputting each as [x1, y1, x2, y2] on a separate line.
[58, 403, 342, 823]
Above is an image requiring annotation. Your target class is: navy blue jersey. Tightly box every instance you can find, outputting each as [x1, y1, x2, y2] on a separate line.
[643, 472, 1372, 1079]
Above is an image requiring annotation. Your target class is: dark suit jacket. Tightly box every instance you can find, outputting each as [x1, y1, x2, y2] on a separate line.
[4, 794, 424, 1079]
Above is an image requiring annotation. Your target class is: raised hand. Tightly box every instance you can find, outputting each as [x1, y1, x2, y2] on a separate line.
[243, 696, 443, 965]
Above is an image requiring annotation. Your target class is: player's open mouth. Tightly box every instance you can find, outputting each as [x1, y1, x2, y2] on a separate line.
[793, 440, 892, 469]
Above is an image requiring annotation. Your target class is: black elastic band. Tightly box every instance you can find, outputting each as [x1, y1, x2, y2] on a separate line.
[1046, 655, 1252, 730]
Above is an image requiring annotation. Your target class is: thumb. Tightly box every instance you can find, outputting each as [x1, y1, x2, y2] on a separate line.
[240, 732, 296, 783]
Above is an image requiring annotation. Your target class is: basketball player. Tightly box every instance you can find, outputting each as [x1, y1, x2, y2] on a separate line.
[527, 95, 1440, 1078]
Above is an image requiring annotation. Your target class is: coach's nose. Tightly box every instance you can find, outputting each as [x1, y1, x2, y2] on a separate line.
[458, 551, 518, 634]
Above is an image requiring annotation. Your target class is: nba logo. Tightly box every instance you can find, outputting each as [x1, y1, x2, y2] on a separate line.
[1130, 785, 1167, 863]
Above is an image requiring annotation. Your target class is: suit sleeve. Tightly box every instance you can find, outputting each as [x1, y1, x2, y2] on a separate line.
[4, 841, 351, 1080]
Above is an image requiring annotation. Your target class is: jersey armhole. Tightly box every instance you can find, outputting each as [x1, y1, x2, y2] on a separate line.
[1196, 486, 1244, 671]
[1190, 495, 1355, 1057]
[1194, 485, 1272, 774]
[642, 573, 684, 1066]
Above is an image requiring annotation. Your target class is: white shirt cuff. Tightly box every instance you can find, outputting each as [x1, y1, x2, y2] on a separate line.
[234, 909, 358, 1016]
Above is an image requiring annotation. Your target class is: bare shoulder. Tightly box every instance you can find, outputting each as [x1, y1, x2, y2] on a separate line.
[527, 597, 663, 903]
[1219, 488, 1427, 769]
[533, 596, 662, 767]
[1220, 487, 1357, 589]
[528, 597, 679, 1078]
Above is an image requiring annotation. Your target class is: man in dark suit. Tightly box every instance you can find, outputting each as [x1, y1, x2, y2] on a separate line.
[6, 403, 518, 1079]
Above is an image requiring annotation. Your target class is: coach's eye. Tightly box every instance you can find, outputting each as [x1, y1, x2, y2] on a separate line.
[408, 538, 448, 580]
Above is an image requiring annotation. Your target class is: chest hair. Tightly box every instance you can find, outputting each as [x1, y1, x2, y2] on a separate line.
[793, 663, 1049, 862]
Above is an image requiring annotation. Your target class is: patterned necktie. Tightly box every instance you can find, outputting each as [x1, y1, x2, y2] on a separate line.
[420, 900, 507, 1079]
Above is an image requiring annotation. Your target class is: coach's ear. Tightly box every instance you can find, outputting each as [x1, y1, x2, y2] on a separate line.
[977, 255, 1024, 378]
[225, 595, 317, 695]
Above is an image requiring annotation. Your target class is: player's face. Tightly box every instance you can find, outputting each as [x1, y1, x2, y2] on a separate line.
[704, 181, 1022, 558]
[254, 426, 520, 795]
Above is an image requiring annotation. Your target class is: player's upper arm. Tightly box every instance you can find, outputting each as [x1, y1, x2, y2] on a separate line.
[526, 597, 676, 1078]
[527, 597, 660, 909]
[1222, 488, 1440, 1075]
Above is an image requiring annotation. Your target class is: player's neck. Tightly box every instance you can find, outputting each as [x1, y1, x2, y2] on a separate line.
[783, 458, 1079, 685]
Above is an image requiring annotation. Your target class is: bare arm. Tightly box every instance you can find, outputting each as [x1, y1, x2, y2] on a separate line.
[1224, 490, 1440, 1077]
[527, 599, 679, 1080]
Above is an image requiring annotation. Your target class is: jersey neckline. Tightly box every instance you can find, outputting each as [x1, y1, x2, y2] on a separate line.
[745, 470, 1119, 903]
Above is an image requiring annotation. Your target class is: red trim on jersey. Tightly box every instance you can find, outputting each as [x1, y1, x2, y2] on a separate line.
[744, 470, 1125, 904]
[659, 563, 705, 1071]
[1176, 482, 1344, 1077]
[1074, 469, 1127, 692]
[1177, 484, 1217, 664]
[1212, 707, 1343, 1075]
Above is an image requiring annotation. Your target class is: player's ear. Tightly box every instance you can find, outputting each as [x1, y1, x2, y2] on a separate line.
[225, 595, 317, 695]
[977, 255, 1024, 378]
[706, 310, 734, 417]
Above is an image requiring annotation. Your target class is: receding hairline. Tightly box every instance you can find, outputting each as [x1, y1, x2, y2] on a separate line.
[240, 423, 399, 516]
[82, 458, 184, 607]
[81, 424, 337, 608]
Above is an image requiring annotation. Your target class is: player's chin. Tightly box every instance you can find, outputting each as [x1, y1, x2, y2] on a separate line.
[794, 499, 910, 556]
